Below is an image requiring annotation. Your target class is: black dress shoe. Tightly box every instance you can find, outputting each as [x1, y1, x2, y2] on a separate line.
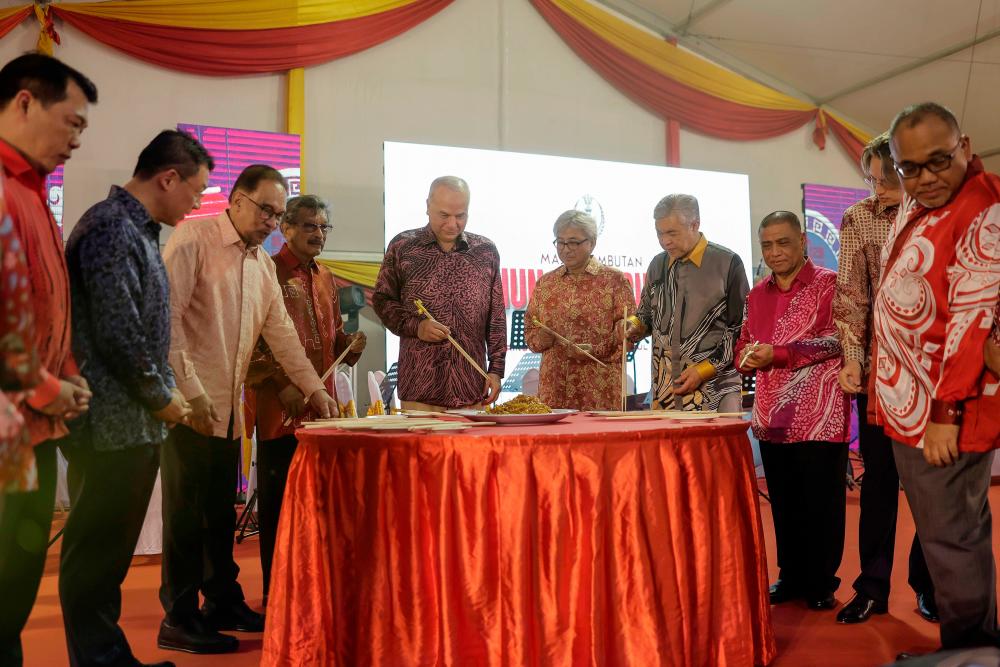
[768, 580, 803, 604]
[916, 591, 940, 622]
[835, 593, 888, 623]
[806, 592, 837, 610]
[157, 616, 239, 654]
[895, 652, 922, 661]
[201, 599, 265, 632]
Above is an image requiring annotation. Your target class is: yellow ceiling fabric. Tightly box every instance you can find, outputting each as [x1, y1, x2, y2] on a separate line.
[551, 0, 814, 112]
[286, 68, 306, 191]
[317, 259, 381, 289]
[55, 0, 418, 30]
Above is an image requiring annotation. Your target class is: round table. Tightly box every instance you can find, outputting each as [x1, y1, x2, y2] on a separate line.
[262, 414, 775, 666]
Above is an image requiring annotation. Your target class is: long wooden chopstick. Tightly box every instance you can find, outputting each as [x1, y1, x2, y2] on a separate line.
[530, 317, 608, 368]
[282, 343, 357, 427]
[414, 299, 490, 381]
[620, 306, 628, 412]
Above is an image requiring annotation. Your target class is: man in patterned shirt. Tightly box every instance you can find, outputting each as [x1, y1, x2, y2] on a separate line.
[833, 135, 936, 625]
[625, 194, 748, 411]
[875, 102, 1000, 651]
[373, 176, 506, 410]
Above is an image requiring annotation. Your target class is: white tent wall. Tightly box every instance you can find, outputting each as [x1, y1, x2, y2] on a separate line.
[0, 0, 863, 391]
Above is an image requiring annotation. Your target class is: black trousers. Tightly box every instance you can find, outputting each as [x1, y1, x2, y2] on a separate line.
[0, 440, 57, 667]
[257, 433, 299, 597]
[852, 393, 934, 602]
[759, 439, 849, 597]
[59, 443, 160, 667]
[159, 424, 244, 621]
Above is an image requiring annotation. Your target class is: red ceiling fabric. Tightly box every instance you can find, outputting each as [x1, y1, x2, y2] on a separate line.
[0, 8, 30, 40]
[826, 116, 867, 166]
[531, 0, 817, 142]
[50, 0, 453, 76]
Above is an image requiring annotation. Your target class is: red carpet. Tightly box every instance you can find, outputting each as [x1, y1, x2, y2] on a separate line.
[23, 487, 998, 666]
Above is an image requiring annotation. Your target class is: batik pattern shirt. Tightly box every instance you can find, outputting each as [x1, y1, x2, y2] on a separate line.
[736, 261, 849, 443]
[64, 186, 175, 452]
[874, 157, 1000, 448]
[635, 235, 749, 410]
[247, 244, 360, 440]
[0, 206, 40, 492]
[524, 258, 635, 411]
[373, 225, 506, 408]
[832, 194, 897, 381]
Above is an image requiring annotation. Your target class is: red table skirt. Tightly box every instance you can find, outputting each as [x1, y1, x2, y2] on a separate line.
[262, 417, 775, 666]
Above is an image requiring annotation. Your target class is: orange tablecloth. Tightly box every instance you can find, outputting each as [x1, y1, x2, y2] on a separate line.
[262, 415, 776, 666]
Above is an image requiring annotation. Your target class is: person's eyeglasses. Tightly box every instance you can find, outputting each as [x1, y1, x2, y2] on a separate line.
[239, 192, 284, 222]
[894, 141, 962, 180]
[182, 176, 206, 205]
[294, 221, 333, 236]
[863, 175, 895, 189]
[553, 239, 590, 250]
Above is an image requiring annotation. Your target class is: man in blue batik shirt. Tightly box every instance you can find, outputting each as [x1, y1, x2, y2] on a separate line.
[60, 130, 213, 667]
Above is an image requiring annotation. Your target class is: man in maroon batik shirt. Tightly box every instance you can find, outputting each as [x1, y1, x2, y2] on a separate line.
[0, 54, 98, 667]
[374, 176, 506, 410]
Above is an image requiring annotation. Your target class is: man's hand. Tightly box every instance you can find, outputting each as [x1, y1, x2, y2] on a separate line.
[62, 375, 92, 419]
[349, 332, 368, 353]
[625, 319, 646, 342]
[187, 393, 222, 436]
[308, 390, 338, 419]
[152, 388, 191, 426]
[38, 379, 91, 418]
[417, 319, 450, 343]
[565, 342, 593, 361]
[839, 360, 863, 394]
[923, 422, 960, 467]
[278, 385, 307, 419]
[742, 344, 774, 370]
[482, 373, 502, 405]
[986, 338, 1000, 376]
[673, 366, 705, 396]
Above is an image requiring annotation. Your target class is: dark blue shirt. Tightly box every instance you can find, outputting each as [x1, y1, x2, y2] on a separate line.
[64, 186, 174, 451]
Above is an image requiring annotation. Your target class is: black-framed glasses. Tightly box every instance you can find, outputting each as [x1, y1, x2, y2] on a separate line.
[553, 238, 590, 250]
[894, 141, 962, 180]
[239, 192, 284, 222]
[293, 221, 333, 236]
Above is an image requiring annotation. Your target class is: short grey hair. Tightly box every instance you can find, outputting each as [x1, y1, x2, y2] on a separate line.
[427, 175, 470, 201]
[653, 194, 699, 226]
[282, 194, 330, 226]
[553, 209, 598, 242]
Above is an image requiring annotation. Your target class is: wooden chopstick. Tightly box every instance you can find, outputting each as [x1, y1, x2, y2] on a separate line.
[620, 306, 628, 412]
[530, 317, 608, 368]
[414, 299, 490, 381]
[283, 344, 357, 427]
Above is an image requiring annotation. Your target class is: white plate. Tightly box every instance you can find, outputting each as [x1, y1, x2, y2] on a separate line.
[463, 409, 577, 425]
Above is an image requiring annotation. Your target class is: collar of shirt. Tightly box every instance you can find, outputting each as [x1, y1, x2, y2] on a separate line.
[109, 185, 160, 238]
[275, 242, 318, 274]
[765, 257, 816, 292]
[417, 223, 469, 251]
[669, 233, 708, 267]
[218, 210, 258, 255]
[0, 138, 46, 198]
[558, 256, 602, 277]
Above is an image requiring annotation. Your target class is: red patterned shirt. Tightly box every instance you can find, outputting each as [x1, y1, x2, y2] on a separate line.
[373, 225, 506, 407]
[736, 260, 849, 443]
[873, 158, 1000, 449]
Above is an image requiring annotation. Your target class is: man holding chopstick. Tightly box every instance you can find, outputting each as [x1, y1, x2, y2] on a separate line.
[374, 176, 506, 411]
[244, 194, 365, 603]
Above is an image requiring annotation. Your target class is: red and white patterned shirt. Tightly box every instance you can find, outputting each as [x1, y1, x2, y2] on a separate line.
[873, 157, 1000, 449]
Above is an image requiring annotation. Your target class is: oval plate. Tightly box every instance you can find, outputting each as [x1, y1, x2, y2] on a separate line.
[463, 409, 577, 425]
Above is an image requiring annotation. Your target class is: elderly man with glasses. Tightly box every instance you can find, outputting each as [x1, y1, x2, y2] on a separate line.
[873, 102, 1000, 654]
[159, 165, 339, 654]
[523, 210, 635, 410]
[244, 194, 365, 603]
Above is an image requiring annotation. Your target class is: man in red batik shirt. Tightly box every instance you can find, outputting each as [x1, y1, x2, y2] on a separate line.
[0, 54, 98, 667]
[874, 102, 1000, 652]
[245, 195, 365, 600]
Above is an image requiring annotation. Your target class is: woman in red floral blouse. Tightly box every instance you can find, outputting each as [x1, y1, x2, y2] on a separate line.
[525, 210, 635, 411]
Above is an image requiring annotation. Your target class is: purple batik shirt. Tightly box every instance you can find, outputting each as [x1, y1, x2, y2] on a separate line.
[373, 225, 507, 407]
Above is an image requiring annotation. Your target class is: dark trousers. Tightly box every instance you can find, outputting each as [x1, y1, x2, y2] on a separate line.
[893, 442, 998, 649]
[759, 439, 849, 597]
[257, 433, 299, 597]
[159, 424, 244, 621]
[853, 393, 934, 602]
[0, 440, 57, 667]
[59, 443, 160, 667]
